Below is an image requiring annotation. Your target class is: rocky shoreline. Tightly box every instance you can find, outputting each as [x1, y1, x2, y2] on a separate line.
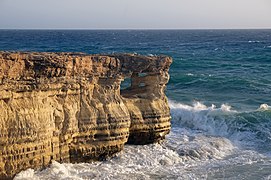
[0, 52, 172, 179]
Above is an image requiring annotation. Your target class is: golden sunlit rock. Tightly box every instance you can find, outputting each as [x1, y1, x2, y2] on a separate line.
[0, 51, 172, 179]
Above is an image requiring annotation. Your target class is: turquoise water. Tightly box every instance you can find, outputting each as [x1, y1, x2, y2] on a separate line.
[1, 30, 271, 179]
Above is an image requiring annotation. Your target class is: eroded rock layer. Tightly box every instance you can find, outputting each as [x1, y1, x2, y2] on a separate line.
[0, 51, 172, 179]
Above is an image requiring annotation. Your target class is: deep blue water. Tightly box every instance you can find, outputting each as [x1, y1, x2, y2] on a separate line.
[1, 30, 271, 179]
[1, 30, 271, 110]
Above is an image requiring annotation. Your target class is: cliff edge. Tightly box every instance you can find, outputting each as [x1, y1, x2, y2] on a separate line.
[0, 51, 172, 179]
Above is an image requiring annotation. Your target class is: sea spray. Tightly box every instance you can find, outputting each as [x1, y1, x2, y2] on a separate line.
[169, 100, 271, 151]
[16, 100, 271, 180]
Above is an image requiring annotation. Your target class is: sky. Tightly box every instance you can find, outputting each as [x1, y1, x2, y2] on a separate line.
[0, 0, 271, 29]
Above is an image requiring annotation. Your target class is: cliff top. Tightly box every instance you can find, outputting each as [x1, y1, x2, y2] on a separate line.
[0, 51, 172, 81]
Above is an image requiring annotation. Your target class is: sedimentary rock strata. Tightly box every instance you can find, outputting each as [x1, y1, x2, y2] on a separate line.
[0, 51, 172, 179]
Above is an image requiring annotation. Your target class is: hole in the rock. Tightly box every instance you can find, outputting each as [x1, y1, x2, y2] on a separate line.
[2, 98, 9, 104]
[120, 77, 131, 90]
[138, 72, 148, 77]
[139, 82, 146, 87]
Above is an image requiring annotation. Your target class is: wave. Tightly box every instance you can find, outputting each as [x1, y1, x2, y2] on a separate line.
[169, 100, 271, 151]
[185, 73, 213, 77]
[248, 40, 261, 43]
[16, 149, 271, 180]
[14, 100, 271, 179]
[259, 103, 270, 110]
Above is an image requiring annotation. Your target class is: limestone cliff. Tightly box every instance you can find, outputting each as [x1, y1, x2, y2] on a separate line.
[0, 51, 172, 179]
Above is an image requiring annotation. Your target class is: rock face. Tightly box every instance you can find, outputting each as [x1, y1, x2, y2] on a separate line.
[0, 51, 172, 179]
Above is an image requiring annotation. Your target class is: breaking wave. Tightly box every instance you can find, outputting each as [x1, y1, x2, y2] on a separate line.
[15, 100, 271, 180]
[169, 100, 271, 151]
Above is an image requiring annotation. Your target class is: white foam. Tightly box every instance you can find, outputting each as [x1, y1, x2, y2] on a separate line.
[15, 139, 236, 180]
[248, 40, 260, 43]
[16, 140, 270, 180]
[15, 144, 185, 180]
[166, 129, 235, 161]
[168, 100, 262, 148]
[169, 100, 236, 113]
[14, 100, 271, 179]
[259, 103, 269, 110]
[14, 169, 38, 180]
[220, 104, 235, 112]
[185, 73, 213, 77]
[186, 73, 194, 76]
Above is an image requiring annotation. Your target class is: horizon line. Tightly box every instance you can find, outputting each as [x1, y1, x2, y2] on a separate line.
[0, 27, 271, 31]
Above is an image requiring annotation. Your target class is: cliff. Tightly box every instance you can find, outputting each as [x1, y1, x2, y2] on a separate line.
[0, 51, 172, 179]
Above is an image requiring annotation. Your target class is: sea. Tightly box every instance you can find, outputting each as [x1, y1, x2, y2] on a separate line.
[0, 29, 271, 180]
